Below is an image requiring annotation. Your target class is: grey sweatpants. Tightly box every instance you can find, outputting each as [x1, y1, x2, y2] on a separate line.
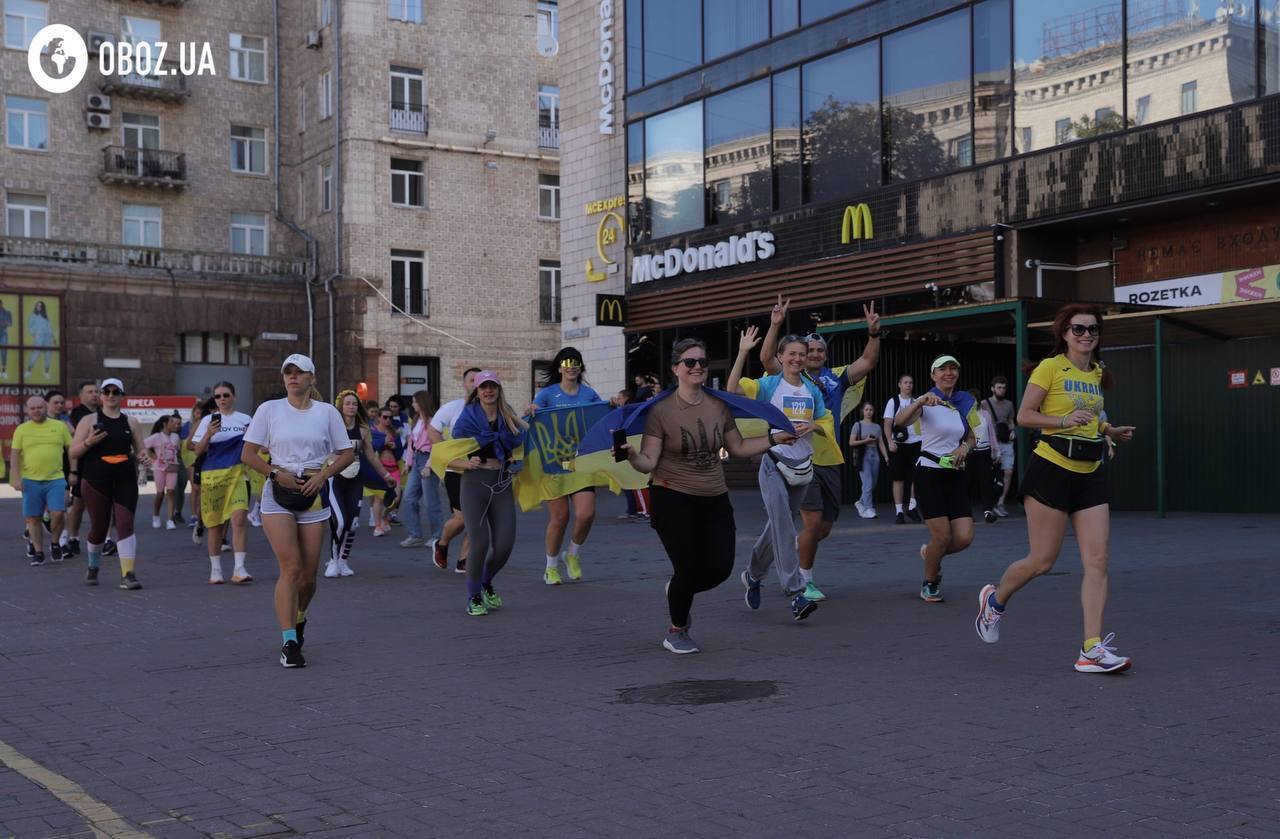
[460, 468, 516, 595]
[748, 456, 807, 596]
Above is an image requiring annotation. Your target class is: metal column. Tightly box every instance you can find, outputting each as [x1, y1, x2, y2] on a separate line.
[1155, 315, 1166, 519]
[1014, 300, 1027, 486]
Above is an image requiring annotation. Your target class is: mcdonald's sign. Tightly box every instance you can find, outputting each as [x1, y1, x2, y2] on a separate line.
[596, 294, 626, 327]
[840, 203, 874, 244]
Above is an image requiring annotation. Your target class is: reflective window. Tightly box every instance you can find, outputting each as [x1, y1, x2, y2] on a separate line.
[1128, 0, 1254, 122]
[883, 9, 971, 181]
[974, 0, 1013, 162]
[5, 95, 48, 151]
[644, 0, 701, 85]
[626, 0, 644, 90]
[1267, 8, 1280, 97]
[802, 42, 878, 204]
[704, 0, 769, 62]
[773, 67, 802, 210]
[772, 0, 799, 35]
[1014, 0, 1123, 151]
[627, 122, 647, 242]
[801, 0, 863, 26]
[644, 101, 704, 239]
[705, 79, 770, 226]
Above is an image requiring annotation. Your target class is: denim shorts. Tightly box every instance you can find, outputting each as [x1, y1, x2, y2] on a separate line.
[22, 478, 67, 518]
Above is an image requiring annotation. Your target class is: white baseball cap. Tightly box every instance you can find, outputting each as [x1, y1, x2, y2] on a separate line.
[280, 353, 316, 374]
[99, 377, 126, 393]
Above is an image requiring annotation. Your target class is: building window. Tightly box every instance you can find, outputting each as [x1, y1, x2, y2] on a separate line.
[122, 203, 162, 247]
[802, 42, 878, 203]
[1054, 117, 1072, 145]
[230, 212, 268, 255]
[388, 0, 423, 24]
[5, 192, 46, 238]
[1181, 81, 1197, 115]
[391, 157, 426, 208]
[391, 250, 427, 315]
[230, 34, 267, 83]
[1019, 126, 1032, 153]
[704, 0, 768, 62]
[298, 171, 306, 218]
[4, 95, 47, 150]
[319, 0, 331, 27]
[952, 136, 974, 167]
[121, 16, 162, 66]
[538, 173, 560, 220]
[644, 100, 703, 239]
[1134, 95, 1151, 126]
[973, 0, 1013, 163]
[4, 0, 46, 50]
[230, 125, 267, 174]
[390, 65, 426, 132]
[643, 0, 700, 85]
[298, 86, 306, 132]
[320, 162, 333, 212]
[539, 260, 561, 324]
[181, 333, 252, 366]
[536, 1, 558, 56]
[319, 71, 333, 120]
[705, 79, 770, 226]
[801, 0, 861, 26]
[122, 111, 159, 150]
[883, 9, 970, 182]
[538, 85, 560, 149]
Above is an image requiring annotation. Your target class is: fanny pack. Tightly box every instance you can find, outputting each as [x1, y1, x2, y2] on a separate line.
[919, 450, 965, 470]
[767, 450, 813, 487]
[271, 471, 319, 511]
[339, 459, 361, 479]
[1046, 435, 1106, 462]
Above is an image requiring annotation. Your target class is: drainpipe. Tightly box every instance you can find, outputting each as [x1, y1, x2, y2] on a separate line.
[325, 0, 343, 400]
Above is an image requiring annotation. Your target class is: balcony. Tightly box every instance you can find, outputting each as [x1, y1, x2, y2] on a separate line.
[0, 236, 311, 280]
[538, 123, 560, 150]
[390, 102, 429, 134]
[99, 70, 189, 103]
[100, 146, 187, 189]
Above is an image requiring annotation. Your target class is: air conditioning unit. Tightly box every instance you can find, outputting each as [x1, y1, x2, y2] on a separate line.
[87, 30, 112, 54]
[86, 92, 111, 112]
[86, 112, 111, 130]
[305, 30, 322, 49]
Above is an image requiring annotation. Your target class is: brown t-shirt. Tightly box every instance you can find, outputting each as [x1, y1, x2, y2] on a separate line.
[643, 392, 735, 496]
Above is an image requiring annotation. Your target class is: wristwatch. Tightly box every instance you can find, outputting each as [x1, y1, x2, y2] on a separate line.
[767, 430, 777, 445]
[270, 467, 281, 481]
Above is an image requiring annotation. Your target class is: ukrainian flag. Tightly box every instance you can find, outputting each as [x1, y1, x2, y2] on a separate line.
[736, 377, 844, 466]
[199, 435, 250, 528]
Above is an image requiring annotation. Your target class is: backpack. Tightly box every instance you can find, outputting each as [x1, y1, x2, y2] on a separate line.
[890, 395, 909, 443]
[985, 399, 1012, 443]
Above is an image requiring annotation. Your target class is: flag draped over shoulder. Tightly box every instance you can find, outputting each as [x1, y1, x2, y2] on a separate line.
[199, 437, 253, 527]
[736, 376, 844, 466]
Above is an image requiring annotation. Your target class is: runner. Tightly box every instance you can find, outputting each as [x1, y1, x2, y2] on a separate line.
[64, 380, 101, 557]
[620, 338, 795, 653]
[323, 389, 394, 578]
[892, 355, 980, 603]
[69, 378, 151, 589]
[241, 354, 354, 668]
[10, 395, 72, 566]
[758, 296, 880, 600]
[884, 374, 924, 523]
[145, 414, 182, 530]
[526, 347, 603, 585]
[728, 326, 825, 621]
[986, 376, 1017, 517]
[975, 305, 1136, 674]
[969, 391, 999, 523]
[428, 367, 480, 572]
[366, 408, 402, 537]
[180, 398, 204, 534]
[191, 384, 254, 585]
[441, 371, 526, 616]
[398, 390, 445, 550]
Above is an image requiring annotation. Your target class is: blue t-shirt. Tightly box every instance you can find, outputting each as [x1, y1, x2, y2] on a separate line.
[533, 383, 603, 410]
[808, 365, 855, 414]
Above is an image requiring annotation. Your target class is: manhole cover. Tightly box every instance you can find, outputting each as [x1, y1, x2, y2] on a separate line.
[616, 679, 779, 706]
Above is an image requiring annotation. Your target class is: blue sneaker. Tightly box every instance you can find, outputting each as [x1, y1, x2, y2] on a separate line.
[791, 592, 818, 621]
[741, 570, 762, 610]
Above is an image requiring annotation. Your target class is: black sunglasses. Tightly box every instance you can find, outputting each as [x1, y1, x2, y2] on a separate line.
[379, 414, 392, 420]
[1069, 324, 1100, 336]
[102, 387, 123, 395]
[678, 358, 709, 369]
[214, 392, 233, 399]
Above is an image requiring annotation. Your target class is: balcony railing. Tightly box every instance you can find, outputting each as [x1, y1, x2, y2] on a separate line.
[0, 236, 311, 279]
[390, 102, 429, 134]
[99, 69, 189, 102]
[538, 124, 560, 150]
[101, 146, 187, 188]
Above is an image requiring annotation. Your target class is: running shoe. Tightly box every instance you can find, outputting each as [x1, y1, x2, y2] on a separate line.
[152, 515, 162, 529]
[25, 539, 34, 560]
[337, 559, 354, 577]
[994, 504, 1009, 518]
[231, 572, 253, 584]
[247, 506, 262, 528]
[975, 584, 1002, 643]
[324, 560, 339, 578]
[741, 570, 762, 610]
[802, 581, 827, 602]
[192, 525, 203, 545]
[663, 628, 700, 654]
[790, 592, 818, 621]
[29, 553, 45, 567]
[187, 518, 198, 528]
[280, 640, 306, 668]
[1074, 633, 1132, 674]
[859, 506, 876, 519]
[482, 585, 503, 611]
[455, 557, 467, 574]
[221, 540, 230, 552]
[295, 620, 306, 649]
[208, 574, 225, 585]
[920, 580, 943, 603]
[50, 543, 63, 563]
[895, 511, 905, 525]
[85, 567, 99, 586]
[165, 520, 176, 531]
[399, 535, 424, 548]
[467, 595, 488, 616]
[565, 553, 582, 581]
[432, 540, 448, 570]
[103, 539, 118, 556]
[854, 500, 866, 517]
[388, 513, 401, 526]
[984, 510, 997, 524]
[906, 507, 923, 523]
[172, 514, 186, 526]
[67, 537, 80, 556]
[120, 572, 142, 591]
[543, 566, 563, 585]
[373, 526, 386, 538]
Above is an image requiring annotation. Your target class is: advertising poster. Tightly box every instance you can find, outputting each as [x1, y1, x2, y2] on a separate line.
[0, 294, 18, 385]
[20, 295, 61, 387]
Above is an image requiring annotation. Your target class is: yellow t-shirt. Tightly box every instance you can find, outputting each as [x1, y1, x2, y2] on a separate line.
[1029, 355, 1105, 474]
[12, 419, 72, 481]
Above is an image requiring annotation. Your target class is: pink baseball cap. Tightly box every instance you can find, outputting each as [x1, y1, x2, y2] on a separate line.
[473, 370, 502, 387]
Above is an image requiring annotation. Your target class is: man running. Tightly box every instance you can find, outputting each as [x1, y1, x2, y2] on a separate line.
[11, 396, 72, 566]
[758, 295, 880, 601]
[428, 367, 479, 572]
[986, 376, 1016, 517]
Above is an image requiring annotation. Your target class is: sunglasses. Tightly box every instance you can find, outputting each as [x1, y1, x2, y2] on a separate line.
[1069, 324, 1101, 336]
[678, 357, 709, 369]
[102, 387, 123, 396]
[560, 359, 583, 368]
[214, 392, 233, 399]
[379, 414, 392, 420]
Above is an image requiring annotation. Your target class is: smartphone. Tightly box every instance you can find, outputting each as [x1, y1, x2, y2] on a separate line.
[612, 428, 628, 462]
[210, 413, 221, 425]
[93, 423, 105, 433]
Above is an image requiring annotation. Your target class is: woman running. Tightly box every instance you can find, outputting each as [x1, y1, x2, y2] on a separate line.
[69, 378, 151, 589]
[975, 304, 1136, 673]
[145, 414, 181, 530]
[398, 390, 445, 550]
[526, 347, 603, 585]
[241, 355, 354, 668]
[191, 383, 254, 585]
[444, 371, 526, 616]
[893, 355, 979, 603]
[364, 407, 401, 536]
[324, 390, 394, 578]
[622, 338, 794, 653]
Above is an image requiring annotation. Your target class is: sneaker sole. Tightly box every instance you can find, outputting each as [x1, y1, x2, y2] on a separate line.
[279, 657, 306, 668]
[975, 584, 1000, 643]
[662, 639, 700, 654]
[920, 593, 944, 603]
[1074, 659, 1132, 674]
[741, 571, 761, 610]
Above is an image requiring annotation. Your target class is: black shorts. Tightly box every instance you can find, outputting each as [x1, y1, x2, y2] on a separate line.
[445, 471, 463, 511]
[1022, 453, 1108, 514]
[913, 463, 971, 521]
[800, 464, 841, 522]
[890, 441, 921, 481]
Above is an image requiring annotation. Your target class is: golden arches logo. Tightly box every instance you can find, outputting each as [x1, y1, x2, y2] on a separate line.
[586, 210, 626, 283]
[840, 203, 874, 243]
[598, 295, 624, 326]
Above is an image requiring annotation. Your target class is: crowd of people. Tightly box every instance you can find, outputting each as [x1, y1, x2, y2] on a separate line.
[9, 302, 1134, 674]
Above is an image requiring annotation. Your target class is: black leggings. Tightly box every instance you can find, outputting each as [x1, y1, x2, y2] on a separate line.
[322, 476, 362, 564]
[82, 467, 138, 544]
[650, 486, 736, 628]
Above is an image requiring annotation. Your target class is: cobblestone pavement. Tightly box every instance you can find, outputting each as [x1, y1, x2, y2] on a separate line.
[0, 492, 1275, 838]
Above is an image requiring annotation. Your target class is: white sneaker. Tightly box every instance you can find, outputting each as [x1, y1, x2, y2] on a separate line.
[165, 520, 176, 530]
[152, 516, 161, 529]
[854, 500, 866, 517]
[974, 584, 1002, 643]
[324, 560, 339, 578]
[858, 504, 876, 519]
[338, 558, 355, 577]
[247, 505, 262, 527]
[399, 535, 424, 548]
[994, 504, 1009, 518]
[1074, 633, 1132, 673]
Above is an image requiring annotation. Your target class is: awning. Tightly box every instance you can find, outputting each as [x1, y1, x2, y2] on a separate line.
[1028, 297, 1280, 344]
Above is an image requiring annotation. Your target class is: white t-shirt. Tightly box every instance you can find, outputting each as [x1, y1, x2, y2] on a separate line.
[428, 398, 467, 471]
[770, 378, 816, 460]
[191, 410, 253, 470]
[243, 398, 352, 474]
[883, 394, 923, 444]
[973, 407, 994, 451]
[916, 402, 970, 470]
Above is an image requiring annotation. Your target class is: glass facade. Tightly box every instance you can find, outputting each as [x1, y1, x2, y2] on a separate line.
[642, 0, 701, 85]
[705, 80, 771, 226]
[973, 0, 1013, 161]
[802, 43, 879, 203]
[705, 0, 770, 61]
[644, 102, 704, 239]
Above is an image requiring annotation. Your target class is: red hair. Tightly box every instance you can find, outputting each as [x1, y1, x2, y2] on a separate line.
[1025, 303, 1114, 388]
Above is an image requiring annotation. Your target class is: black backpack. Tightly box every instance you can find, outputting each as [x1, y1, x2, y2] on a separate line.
[890, 395, 909, 443]
[985, 398, 1012, 443]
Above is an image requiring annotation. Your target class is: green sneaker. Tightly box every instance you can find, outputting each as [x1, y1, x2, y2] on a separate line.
[482, 586, 503, 610]
[466, 595, 488, 616]
[565, 553, 583, 581]
[803, 581, 827, 602]
[543, 566, 563, 585]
